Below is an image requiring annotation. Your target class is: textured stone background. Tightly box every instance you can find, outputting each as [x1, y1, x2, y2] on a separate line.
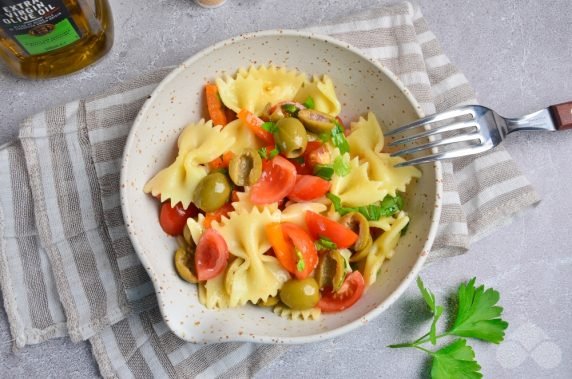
[1, 0, 571, 378]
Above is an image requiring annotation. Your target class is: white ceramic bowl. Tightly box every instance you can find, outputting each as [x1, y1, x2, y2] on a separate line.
[121, 30, 442, 344]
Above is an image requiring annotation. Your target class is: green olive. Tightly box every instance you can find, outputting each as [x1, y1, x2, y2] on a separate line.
[274, 117, 308, 158]
[228, 148, 262, 186]
[279, 278, 320, 310]
[174, 247, 198, 283]
[193, 172, 231, 212]
[315, 253, 337, 289]
[340, 212, 373, 260]
[298, 109, 336, 134]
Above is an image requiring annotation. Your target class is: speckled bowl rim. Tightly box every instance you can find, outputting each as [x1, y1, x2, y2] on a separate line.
[121, 29, 443, 344]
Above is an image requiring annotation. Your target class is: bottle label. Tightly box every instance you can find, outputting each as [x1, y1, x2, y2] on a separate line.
[1, 0, 82, 55]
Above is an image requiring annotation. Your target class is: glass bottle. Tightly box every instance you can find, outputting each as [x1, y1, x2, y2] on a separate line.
[0, 0, 113, 79]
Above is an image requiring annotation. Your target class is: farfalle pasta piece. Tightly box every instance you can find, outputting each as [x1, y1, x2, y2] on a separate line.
[294, 75, 341, 116]
[347, 113, 421, 197]
[347, 112, 385, 155]
[273, 305, 321, 321]
[360, 211, 410, 286]
[231, 191, 280, 214]
[144, 120, 236, 207]
[222, 119, 262, 154]
[329, 156, 386, 207]
[186, 214, 206, 245]
[216, 66, 306, 116]
[198, 273, 230, 309]
[212, 207, 289, 306]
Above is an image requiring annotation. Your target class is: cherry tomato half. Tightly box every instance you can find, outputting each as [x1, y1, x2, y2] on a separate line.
[317, 271, 365, 312]
[265, 222, 318, 280]
[195, 229, 229, 281]
[203, 202, 234, 229]
[288, 175, 331, 202]
[250, 156, 297, 205]
[159, 202, 199, 236]
[305, 211, 358, 248]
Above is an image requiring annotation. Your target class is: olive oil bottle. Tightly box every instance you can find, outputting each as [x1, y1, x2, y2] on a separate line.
[0, 0, 113, 79]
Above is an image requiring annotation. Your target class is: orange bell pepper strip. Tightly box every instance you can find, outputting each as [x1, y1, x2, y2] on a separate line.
[237, 109, 274, 144]
[205, 84, 228, 126]
[207, 151, 234, 171]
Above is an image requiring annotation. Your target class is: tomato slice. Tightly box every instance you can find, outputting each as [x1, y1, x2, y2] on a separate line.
[317, 271, 365, 312]
[203, 202, 234, 228]
[195, 229, 229, 281]
[305, 142, 330, 168]
[265, 222, 318, 279]
[237, 109, 274, 144]
[159, 202, 199, 236]
[250, 156, 296, 205]
[207, 151, 234, 170]
[288, 175, 331, 202]
[305, 211, 358, 248]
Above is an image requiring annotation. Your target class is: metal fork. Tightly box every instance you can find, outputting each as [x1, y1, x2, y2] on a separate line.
[386, 101, 572, 167]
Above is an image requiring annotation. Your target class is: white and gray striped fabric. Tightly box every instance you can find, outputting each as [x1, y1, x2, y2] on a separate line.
[0, 3, 539, 377]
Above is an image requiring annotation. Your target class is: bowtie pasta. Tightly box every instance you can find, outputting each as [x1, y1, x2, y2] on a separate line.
[145, 66, 421, 320]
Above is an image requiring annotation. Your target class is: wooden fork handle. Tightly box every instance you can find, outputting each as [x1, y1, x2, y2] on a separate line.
[550, 101, 572, 130]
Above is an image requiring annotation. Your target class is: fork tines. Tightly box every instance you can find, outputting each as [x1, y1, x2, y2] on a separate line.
[386, 106, 486, 167]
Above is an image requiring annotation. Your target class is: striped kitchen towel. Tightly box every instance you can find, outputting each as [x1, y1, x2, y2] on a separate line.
[0, 2, 539, 377]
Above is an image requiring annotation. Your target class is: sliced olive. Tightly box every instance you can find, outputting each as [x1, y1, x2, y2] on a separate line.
[274, 117, 308, 158]
[315, 253, 337, 289]
[279, 278, 320, 310]
[193, 172, 231, 212]
[298, 109, 336, 134]
[257, 296, 279, 307]
[174, 247, 198, 283]
[330, 250, 348, 292]
[315, 250, 348, 292]
[229, 148, 262, 186]
[340, 212, 373, 260]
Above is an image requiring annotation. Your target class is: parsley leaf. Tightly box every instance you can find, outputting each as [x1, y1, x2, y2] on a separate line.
[295, 249, 305, 272]
[448, 278, 509, 343]
[333, 156, 350, 177]
[431, 339, 482, 379]
[314, 165, 334, 181]
[331, 122, 350, 154]
[268, 147, 279, 159]
[282, 104, 300, 117]
[258, 146, 279, 159]
[303, 96, 315, 109]
[318, 132, 331, 143]
[327, 193, 404, 221]
[257, 147, 268, 159]
[261, 121, 278, 133]
[417, 277, 443, 345]
[315, 236, 337, 250]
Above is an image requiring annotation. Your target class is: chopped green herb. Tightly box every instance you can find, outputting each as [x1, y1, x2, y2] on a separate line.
[257, 147, 268, 159]
[295, 249, 305, 272]
[327, 193, 404, 221]
[268, 147, 279, 159]
[318, 132, 331, 143]
[282, 104, 299, 117]
[315, 236, 337, 251]
[302, 96, 315, 109]
[331, 122, 350, 154]
[389, 277, 508, 379]
[314, 164, 334, 181]
[333, 156, 350, 177]
[261, 121, 278, 133]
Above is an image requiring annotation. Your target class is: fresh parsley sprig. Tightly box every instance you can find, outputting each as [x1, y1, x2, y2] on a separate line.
[327, 193, 404, 221]
[389, 277, 509, 379]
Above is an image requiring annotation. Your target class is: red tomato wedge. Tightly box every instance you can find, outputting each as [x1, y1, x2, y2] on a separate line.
[195, 229, 229, 281]
[318, 271, 365, 312]
[288, 175, 331, 202]
[250, 156, 296, 205]
[305, 211, 358, 248]
[237, 109, 274, 144]
[305, 141, 330, 168]
[265, 223, 318, 279]
[205, 84, 228, 126]
[159, 202, 199, 236]
[203, 202, 234, 229]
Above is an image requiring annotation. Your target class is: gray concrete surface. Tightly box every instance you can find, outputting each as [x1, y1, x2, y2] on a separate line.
[1, 0, 571, 378]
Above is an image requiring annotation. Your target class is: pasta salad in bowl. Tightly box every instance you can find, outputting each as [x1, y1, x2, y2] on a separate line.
[121, 31, 442, 343]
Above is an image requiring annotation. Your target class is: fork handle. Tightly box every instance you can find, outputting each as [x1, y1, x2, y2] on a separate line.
[550, 101, 572, 130]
